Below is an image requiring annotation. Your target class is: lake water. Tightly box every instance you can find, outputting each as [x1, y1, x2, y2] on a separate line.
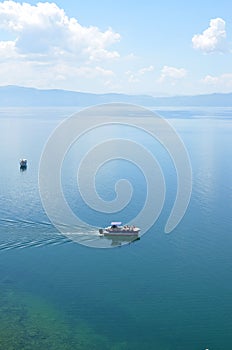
[0, 106, 232, 349]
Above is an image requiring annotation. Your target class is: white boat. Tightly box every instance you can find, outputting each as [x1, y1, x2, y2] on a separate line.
[99, 222, 140, 237]
[20, 159, 27, 168]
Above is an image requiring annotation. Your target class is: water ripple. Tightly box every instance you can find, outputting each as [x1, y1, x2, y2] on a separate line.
[0, 219, 71, 250]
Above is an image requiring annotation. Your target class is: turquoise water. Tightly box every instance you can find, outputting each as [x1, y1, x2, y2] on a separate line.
[0, 107, 232, 349]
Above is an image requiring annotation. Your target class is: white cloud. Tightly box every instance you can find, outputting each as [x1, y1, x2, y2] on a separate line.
[127, 73, 140, 83]
[202, 75, 220, 84]
[192, 18, 227, 53]
[0, 59, 116, 90]
[75, 66, 115, 78]
[0, 1, 120, 60]
[0, 1, 122, 90]
[138, 65, 154, 75]
[126, 65, 154, 83]
[202, 73, 232, 90]
[0, 40, 17, 59]
[159, 65, 187, 82]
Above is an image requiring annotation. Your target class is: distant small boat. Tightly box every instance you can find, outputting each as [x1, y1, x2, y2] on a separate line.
[99, 222, 140, 237]
[20, 159, 27, 169]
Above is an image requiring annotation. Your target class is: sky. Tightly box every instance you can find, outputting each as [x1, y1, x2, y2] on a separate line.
[0, 0, 232, 96]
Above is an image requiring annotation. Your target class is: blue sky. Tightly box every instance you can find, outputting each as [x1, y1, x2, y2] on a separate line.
[0, 0, 232, 95]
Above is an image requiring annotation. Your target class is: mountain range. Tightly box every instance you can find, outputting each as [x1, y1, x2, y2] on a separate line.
[0, 85, 232, 107]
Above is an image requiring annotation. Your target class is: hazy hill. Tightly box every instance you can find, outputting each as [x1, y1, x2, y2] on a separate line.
[0, 85, 232, 107]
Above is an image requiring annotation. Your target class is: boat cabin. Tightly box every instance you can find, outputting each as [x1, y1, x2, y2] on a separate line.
[110, 222, 122, 230]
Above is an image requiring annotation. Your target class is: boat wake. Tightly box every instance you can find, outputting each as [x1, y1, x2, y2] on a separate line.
[0, 218, 140, 249]
[0, 219, 72, 251]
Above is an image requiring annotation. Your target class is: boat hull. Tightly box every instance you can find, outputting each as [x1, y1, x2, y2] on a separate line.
[99, 227, 140, 237]
[20, 159, 27, 169]
[104, 231, 139, 237]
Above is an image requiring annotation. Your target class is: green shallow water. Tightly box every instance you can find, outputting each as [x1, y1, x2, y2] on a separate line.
[0, 285, 126, 350]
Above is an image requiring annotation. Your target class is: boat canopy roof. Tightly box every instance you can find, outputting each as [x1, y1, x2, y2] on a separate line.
[111, 222, 122, 225]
